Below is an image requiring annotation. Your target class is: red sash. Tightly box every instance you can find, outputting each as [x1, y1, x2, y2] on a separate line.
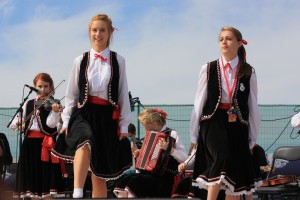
[27, 130, 59, 163]
[88, 96, 120, 136]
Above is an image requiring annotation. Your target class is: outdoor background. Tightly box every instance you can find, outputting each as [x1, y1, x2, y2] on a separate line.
[1, 104, 300, 162]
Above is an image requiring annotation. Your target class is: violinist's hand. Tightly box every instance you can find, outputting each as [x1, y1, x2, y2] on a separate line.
[119, 133, 128, 140]
[133, 149, 140, 158]
[60, 127, 68, 136]
[178, 163, 187, 173]
[15, 118, 25, 132]
[52, 103, 63, 113]
[159, 138, 169, 150]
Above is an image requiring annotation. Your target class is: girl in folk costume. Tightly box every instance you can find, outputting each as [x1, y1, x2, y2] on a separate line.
[113, 108, 188, 198]
[52, 14, 132, 198]
[189, 26, 262, 200]
[9, 72, 64, 199]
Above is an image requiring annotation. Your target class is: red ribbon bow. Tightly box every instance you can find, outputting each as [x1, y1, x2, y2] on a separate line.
[94, 54, 108, 62]
[154, 108, 168, 118]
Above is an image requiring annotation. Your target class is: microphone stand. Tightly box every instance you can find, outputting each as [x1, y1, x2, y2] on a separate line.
[7, 89, 34, 200]
[131, 96, 145, 139]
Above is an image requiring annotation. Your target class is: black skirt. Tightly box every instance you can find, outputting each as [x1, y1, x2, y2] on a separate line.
[114, 171, 175, 197]
[192, 108, 261, 195]
[52, 102, 132, 180]
[16, 137, 64, 199]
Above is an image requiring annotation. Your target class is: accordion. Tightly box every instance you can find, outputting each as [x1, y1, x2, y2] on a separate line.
[135, 131, 175, 175]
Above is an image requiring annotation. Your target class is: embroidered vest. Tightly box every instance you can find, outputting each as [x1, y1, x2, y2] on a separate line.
[200, 60, 252, 125]
[77, 51, 119, 108]
[24, 99, 58, 136]
[163, 128, 180, 175]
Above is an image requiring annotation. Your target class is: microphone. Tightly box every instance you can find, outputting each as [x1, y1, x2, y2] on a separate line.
[129, 91, 135, 111]
[25, 84, 41, 94]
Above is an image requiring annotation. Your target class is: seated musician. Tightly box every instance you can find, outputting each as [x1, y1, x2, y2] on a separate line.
[128, 123, 143, 149]
[113, 108, 188, 198]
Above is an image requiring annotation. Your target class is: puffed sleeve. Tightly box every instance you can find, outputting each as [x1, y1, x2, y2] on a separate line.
[248, 69, 260, 149]
[291, 112, 300, 128]
[190, 64, 208, 144]
[9, 100, 28, 131]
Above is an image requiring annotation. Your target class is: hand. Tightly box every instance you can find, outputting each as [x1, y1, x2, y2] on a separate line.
[188, 143, 197, 155]
[15, 118, 25, 132]
[51, 103, 63, 113]
[119, 133, 128, 140]
[131, 145, 137, 154]
[159, 138, 169, 150]
[60, 127, 68, 136]
[178, 163, 187, 173]
[133, 149, 140, 158]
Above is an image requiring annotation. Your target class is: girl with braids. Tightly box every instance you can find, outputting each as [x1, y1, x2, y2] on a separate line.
[113, 108, 188, 198]
[189, 26, 261, 200]
[52, 14, 132, 198]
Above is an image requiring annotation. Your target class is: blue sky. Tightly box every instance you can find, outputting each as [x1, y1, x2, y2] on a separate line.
[1, 0, 300, 107]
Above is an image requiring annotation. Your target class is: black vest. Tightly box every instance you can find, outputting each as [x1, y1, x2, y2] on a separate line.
[163, 128, 180, 175]
[77, 51, 119, 108]
[200, 60, 252, 125]
[24, 99, 58, 136]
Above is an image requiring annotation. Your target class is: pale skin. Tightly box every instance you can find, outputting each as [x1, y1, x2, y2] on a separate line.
[59, 19, 127, 198]
[15, 80, 61, 132]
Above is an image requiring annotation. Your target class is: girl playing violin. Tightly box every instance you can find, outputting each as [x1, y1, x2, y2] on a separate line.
[9, 72, 64, 199]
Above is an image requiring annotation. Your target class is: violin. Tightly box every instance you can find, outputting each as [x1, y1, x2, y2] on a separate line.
[35, 96, 63, 112]
[261, 175, 297, 187]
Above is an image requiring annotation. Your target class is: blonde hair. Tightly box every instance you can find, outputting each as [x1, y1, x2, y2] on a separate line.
[138, 108, 167, 127]
[88, 14, 114, 47]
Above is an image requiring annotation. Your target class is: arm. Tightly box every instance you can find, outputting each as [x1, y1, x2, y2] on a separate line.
[248, 70, 260, 149]
[9, 100, 28, 131]
[190, 64, 208, 144]
[61, 56, 82, 130]
[170, 130, 188, 163]
[46, 111, 61, 128]
[117, 55, 131, 135]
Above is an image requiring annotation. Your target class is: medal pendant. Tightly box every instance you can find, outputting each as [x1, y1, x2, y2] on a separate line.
[228, 113, 237, 122]
[227, 106, 237, 122]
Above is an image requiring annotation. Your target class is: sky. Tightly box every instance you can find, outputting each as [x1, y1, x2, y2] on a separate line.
[1, 0, 300, 107]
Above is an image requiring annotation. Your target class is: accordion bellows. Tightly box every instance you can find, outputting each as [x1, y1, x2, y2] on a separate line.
[135, 131, 175, 175]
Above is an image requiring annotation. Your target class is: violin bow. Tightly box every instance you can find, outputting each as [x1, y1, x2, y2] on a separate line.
[15, 80, 66, 132]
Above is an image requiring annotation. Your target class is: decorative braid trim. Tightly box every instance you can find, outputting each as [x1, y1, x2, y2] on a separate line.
[200, 60, 222, 121]
[192, 174, 262, 196]
[77, 52, 90, 109]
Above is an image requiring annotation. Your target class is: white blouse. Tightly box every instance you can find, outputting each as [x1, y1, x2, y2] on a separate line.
[161, 125, 188, 163]
[9, 97, 61, 131]
[190, 56, 260, 149]
[61, 47, 131, 134]
[291, 112, 300, 128]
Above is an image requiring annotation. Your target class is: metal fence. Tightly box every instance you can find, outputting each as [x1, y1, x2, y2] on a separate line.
[1, 104, 300, 161]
